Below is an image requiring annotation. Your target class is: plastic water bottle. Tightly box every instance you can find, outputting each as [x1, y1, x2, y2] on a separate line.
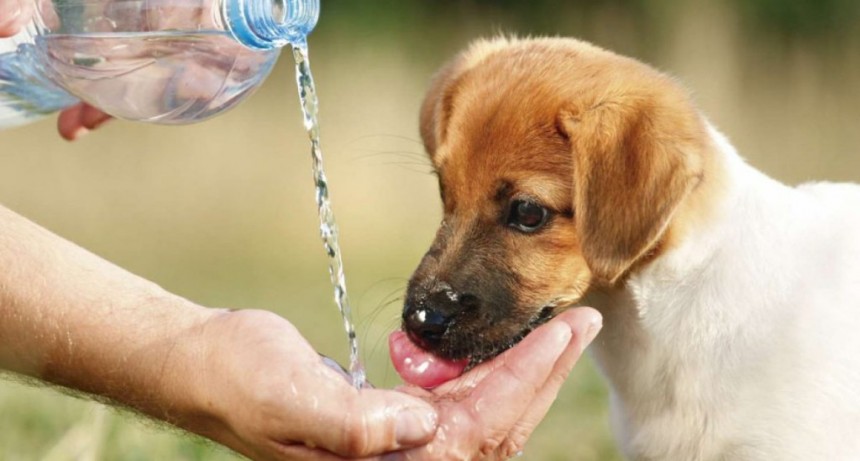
[0, 0, 318, 129]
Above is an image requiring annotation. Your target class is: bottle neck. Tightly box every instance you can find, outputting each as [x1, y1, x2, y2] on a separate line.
[223, 0, 319, 50]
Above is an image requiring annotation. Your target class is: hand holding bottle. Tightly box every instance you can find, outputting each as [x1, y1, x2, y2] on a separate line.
[0, 0, 317, 136]
[0, 0, 111, 140]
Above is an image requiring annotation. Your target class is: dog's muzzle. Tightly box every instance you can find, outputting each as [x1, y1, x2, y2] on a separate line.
[403, 288, 479, 351]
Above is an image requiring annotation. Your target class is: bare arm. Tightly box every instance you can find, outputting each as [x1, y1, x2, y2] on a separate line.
[0, 204, 441, 459]
[0, 204, 211, 418]
[0, 202, 602, 460]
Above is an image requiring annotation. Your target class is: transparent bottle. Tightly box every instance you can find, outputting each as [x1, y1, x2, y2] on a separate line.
[0, 0, 318, 129]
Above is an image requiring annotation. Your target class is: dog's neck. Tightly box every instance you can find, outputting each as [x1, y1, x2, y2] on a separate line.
[595, 123, 801, 327]
[582, 123, 807, 447]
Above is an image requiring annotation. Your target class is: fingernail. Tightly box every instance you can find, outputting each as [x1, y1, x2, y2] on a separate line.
[395, 407, 437, 445]
[69, 127, 89, 141]
[549, 320, 574, 351]
[582, 315, 603, 350]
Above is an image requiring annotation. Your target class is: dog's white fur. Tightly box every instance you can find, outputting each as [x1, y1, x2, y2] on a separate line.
[584, 124, 860, 460]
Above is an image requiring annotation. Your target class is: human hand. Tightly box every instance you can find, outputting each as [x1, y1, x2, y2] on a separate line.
[176, 309, 440, 460]
[0, 0, 111, 140]
[0, 197, 599, 459]
[0, 0, 29, 37]
[0, 203, 436, 460]
[178, 307, 599, 461]
[386, 307, 602, 460]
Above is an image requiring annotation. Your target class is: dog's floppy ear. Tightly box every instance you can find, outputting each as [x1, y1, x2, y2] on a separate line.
[420, 36, 523, 157]
[419, 56, 467, 157]
[559, 93, 705, 284]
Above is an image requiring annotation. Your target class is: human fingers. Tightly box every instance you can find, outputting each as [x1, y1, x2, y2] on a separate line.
[273, 368, 438, 458]
[0, 0, 31, 37]
[383, 317, 578, 461]
[80, 104, 112, 129]
[58, 103, 112, 140]
[464, 316, 575, 439]
[186, 310, 438, 461]
[500, 308, 602, 455]
[457, 310, 599, 460]
[432, 309, 579, 399]
[254, 440, 374, 461]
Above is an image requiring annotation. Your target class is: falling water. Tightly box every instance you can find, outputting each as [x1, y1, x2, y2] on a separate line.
[292, 42, 366, 389]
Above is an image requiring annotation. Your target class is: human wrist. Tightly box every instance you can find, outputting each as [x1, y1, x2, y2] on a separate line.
[156, 307, 236, 440]
[0, 204, 239, 445]
[160, 309, 302, 456]
[116, 298, 225, 431]
[39, 290, 219, 426]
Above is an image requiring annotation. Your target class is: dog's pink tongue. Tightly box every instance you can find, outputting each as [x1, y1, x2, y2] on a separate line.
[389, 330, 468, 389]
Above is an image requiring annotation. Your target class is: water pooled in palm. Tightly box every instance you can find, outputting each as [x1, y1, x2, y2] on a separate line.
[292, 43, 365, 389]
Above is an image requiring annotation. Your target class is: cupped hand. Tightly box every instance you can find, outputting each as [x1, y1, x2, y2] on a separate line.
[175, 307, 600, 461]
[0, 0, 111, 140]
[180, 309, 440, 461]
[386, 308, 602, 460]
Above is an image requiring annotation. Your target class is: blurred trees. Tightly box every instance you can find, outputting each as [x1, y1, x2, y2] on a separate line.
[733, 0, 860, 37]
[321, 0, 860, 39]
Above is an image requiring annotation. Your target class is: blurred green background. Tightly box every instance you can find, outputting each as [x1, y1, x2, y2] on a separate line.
[2, 0, 860, 459]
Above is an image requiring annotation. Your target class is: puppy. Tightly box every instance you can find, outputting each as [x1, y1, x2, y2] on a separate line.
[400, 36, 860, 460]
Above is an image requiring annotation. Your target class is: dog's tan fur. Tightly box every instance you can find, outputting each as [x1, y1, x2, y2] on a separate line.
[415, 36, 723, 326]
[407, 36, 860, 460]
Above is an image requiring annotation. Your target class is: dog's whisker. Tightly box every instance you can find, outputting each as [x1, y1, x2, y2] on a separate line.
[373, 163, 436, 175]
[365, 315, 401, 363]
[345, 133, 424, 146]
[351, 150, 427, 159]
[360, 297, 404, 334]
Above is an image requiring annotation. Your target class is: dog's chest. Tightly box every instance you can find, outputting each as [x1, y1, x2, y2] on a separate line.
[584, 182, 860, 460]
[588, 287, 806, 461]
[587, 290, 749, 460]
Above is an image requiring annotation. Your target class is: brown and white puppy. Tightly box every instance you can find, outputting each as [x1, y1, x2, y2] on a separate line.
[402, 36, 860, 460]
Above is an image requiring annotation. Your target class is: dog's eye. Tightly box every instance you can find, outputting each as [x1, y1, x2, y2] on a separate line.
[507, 200, 549, 233]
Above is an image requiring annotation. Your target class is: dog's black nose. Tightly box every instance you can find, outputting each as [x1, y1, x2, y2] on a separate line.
[403, 289, 479, 350]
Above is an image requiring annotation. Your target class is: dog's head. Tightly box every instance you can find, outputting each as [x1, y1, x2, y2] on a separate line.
[403, 37, 711, 363]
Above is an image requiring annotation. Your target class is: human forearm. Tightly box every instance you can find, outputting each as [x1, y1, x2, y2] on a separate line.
[0, 204, 442, 460]
[0, 204, 212, 424]
[0, 202, 599, 461]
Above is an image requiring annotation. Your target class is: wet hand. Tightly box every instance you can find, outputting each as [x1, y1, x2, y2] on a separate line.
[387, 308, 602, 461]
[0, 0, 111, 140]
[180, 309, 440, 461]
[186, 308, 599, 460]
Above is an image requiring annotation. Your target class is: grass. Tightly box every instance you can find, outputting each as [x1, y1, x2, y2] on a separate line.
[1, 2, 860, 459]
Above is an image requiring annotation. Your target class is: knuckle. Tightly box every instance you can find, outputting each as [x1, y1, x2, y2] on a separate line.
[478, 436, 504, 458]
[338, 409, 372, 457]
[499, 438, 525, 459]
[501, 362, 541, 397]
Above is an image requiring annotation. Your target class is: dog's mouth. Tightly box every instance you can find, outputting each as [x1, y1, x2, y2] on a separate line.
[465, 304, 557, 366]
[391, 302, 567, 388]
[389, 330, 469, 389]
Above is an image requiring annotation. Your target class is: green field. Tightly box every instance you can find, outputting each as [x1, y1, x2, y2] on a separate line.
[2, 1, 860, 459]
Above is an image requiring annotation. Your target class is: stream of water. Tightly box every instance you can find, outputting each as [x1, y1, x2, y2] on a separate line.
[292, 43, 366, 389]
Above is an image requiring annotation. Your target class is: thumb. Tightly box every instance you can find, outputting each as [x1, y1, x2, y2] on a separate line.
[292, 387, 438, 458]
